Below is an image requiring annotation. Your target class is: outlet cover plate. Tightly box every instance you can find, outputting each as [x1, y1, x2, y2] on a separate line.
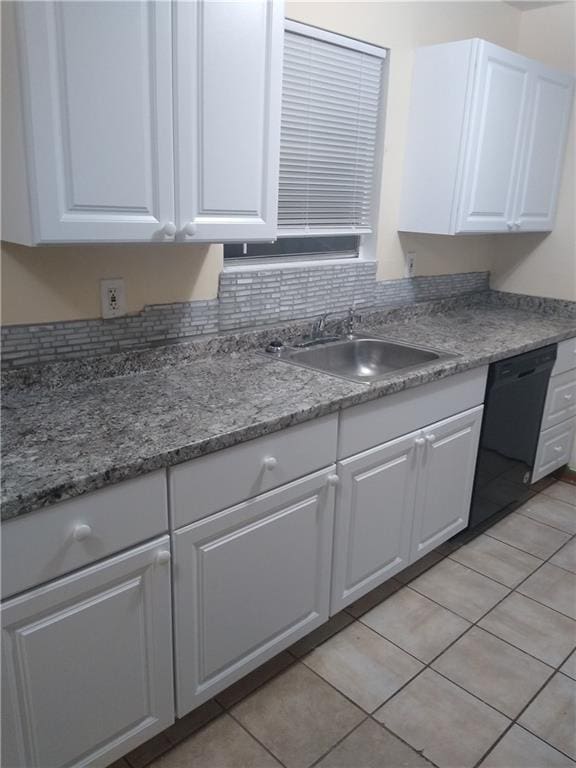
[100, 278, 126, 319]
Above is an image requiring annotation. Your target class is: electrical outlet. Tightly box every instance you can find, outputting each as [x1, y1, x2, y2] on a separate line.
[100, 278, 126, 319]
[405, 251, 416, 278]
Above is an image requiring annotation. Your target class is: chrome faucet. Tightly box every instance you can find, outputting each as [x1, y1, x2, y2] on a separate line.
[344, 306, 362, 336]
[311, 312, 329, 339]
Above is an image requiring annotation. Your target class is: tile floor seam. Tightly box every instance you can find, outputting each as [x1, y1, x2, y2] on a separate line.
[512, 576, 576, 621]
[367, 719, 441, 768]
[226, 709, 291, 768]
[445, 549, 545, 588]
[305, 715, 372, 768]
[483, 526, 570, 559]
[515, 507, 576, 535]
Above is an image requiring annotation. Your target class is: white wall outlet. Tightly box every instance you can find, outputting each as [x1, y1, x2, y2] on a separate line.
[100, 278, 126, 319]
[405, 251, 416, 278]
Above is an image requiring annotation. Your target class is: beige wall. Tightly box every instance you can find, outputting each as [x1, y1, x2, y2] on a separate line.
[2, 0, 525, 325]
[1, 242, 222, 324]
[490, 1, 576, 302]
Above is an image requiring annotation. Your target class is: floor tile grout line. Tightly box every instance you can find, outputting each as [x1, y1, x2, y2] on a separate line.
[514, 507, 576, 535]
[482, 527, 570, 560]
[226, 708, 291, 768]
[306, 715, 371, 768]
[348, 517, 576, 764]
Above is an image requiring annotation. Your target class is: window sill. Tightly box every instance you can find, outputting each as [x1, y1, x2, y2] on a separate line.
[224, 256, 373, 273]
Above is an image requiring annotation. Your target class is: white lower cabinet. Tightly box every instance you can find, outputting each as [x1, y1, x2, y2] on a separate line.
[1, 537, 174, 768]
[331, 406, 483, 613]
[331, 431, 419, 613]
[411, 407, 484, 561]
[174, 467, 336, 716]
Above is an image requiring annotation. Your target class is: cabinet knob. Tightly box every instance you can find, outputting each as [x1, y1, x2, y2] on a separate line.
[425, 434, 436, 443]
[564, 393, 573, 401]
[161, 221, 177, 238]
[514, 221, 521, 230]
[72, 523, 92, 542]
[262, 456, 278, 471]
[182, 222, 197, 237]
[327, 474, 340, 487]
[156, 550, 171, 565]
[506, 221, 514, 230]
[553, 445, 563, 454]
[414, 437, 426, 447]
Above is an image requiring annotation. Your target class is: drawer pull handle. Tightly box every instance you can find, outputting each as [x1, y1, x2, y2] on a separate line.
[553, 446, 563, 454]
[425, 434, 436, 443]
[564, 394, 573, 401]
[156, 550, 171, 565]
[414, 437, 426, 447]
[72, 523, 92, 542]
[327, 474, 340, 487]
[262, 456, 278, 471]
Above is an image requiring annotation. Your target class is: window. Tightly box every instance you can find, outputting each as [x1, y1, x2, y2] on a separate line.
[225, 21, 387, 262]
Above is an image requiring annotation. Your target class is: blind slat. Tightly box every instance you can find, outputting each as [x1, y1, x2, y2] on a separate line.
[279, 30, 384, 236]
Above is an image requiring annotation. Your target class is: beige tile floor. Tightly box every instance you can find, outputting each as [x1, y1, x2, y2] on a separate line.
[116, 480, 576, 768]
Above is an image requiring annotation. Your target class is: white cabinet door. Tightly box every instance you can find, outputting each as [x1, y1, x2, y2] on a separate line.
[174, 467, 335, 715]
[173, 0, 283, 242]
[331, 432, 419, 614]
[513, 66, 574, 231]
[1, 537, 174, 768]
[457, 41, 531, 233]
[411, 406, 483, 560]
[17, 1, 175, 243]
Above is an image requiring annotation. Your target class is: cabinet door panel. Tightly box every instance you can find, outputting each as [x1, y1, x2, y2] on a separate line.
[412, 406, 483, 560]
[174, 0, 282, 241]
[1, 538, 173, 768]
[331, 432, 418, 614]
[174, 468, 335, 715]
[514, 68, 574, 231]
[457, 41, 530, 232]
[18, 1, 174, 243]
[533, 418, 576, 483]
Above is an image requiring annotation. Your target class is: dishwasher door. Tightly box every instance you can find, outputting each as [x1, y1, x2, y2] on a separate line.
[469, 345, 557, 529]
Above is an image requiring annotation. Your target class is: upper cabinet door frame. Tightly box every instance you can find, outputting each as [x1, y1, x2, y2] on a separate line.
[512, 64, 574, 232]
[173, 0, 283, 242]
[456, 40, 531, 233]
[16, 1, 175, 243]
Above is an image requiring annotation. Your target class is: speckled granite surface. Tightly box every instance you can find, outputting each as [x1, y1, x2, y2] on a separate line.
[3, 293, 576, 521]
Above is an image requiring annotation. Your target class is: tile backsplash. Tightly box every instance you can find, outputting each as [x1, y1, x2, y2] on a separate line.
[1, 266, 490, 368]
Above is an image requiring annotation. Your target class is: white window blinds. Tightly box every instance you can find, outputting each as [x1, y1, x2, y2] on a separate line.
[278, 26, 386, 236]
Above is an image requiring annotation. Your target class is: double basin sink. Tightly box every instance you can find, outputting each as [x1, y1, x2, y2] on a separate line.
[264, 333, 458, 384]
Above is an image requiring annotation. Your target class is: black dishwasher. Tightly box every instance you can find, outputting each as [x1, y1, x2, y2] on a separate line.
[469, 345, 557, 530]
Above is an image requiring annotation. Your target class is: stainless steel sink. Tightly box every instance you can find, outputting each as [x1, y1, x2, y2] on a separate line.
[264, 334, 458, 384]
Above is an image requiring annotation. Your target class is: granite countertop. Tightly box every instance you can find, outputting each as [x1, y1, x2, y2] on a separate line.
[3, 294, 576, 521]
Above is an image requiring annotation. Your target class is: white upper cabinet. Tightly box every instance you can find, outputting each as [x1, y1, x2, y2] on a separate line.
[173, 1, 282, 242]
[399, 38, 574, 235]
[1, 0, 283, 245]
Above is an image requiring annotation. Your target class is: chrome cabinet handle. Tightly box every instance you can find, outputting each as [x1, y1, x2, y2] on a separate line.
[414, 437, 426, 447]
[327, 474, 340, 487]
[425, 434, 436, 443]
[553, 446, 563, 454]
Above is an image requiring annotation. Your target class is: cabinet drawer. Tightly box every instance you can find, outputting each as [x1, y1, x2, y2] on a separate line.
[542, 368, 576, 430]
[553, 337, 576, 376]
[170, 414, 338, 529]
[339, 367, 487, 459]
[1, 472, 168, 599]
[532, 418, 576, 483]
